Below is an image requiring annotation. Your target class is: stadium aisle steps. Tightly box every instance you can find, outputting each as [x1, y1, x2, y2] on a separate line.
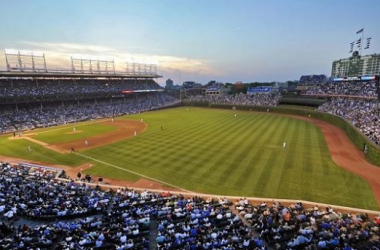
[149, 217, 158, 250]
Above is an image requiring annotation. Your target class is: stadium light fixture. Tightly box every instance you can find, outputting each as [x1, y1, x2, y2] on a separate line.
[5, 49, 45, 57]
[125, 60, 158, 76]
[71, 55, 115, 74]
[4, 49, 20, 55]
[5, 49, 47, 72]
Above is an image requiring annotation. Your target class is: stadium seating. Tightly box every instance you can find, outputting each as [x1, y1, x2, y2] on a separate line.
[235, 199, 380, 249]
[1, 161, 379, 249]
[187, 93, 280, 106]
[0, 93, 180, 133]
[300, 80, 380, 145]
[303, 80, 377, 99]
[0, 78, 162, 98]
[302, 80, 380, 146]
[0, 162, 261, 250]
[299, 75, 327, 85]
[318, 98, 380, 146]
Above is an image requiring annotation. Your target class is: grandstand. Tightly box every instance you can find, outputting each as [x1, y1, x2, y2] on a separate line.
[186, 93, 280, 106]
[0, 160, 379, 249]
[299, 75, 327, 85]
[301, 76, 380, 145]
[0, 51, 182, 133]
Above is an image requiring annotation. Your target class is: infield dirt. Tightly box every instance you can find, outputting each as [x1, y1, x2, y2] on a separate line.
[54, 120, 147, 152]
[9, 120, 147, 153]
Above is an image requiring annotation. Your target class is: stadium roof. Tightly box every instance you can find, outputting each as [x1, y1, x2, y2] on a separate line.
[0, 71, 162, 79]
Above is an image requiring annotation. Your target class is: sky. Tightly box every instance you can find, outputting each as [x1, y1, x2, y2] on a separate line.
[0, 0, 379, 85]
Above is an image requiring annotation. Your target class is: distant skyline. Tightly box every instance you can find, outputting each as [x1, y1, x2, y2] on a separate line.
[0, 0, 379, 85]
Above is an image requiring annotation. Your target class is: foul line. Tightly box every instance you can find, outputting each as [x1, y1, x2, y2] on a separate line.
[74, 152, 191, 193]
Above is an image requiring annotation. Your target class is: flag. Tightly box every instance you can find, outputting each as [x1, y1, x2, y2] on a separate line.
[356, 39, 362, 49]
[356, 28, 364, 34]
[349, 41, 354, 53]
[365, 37, 372, 49]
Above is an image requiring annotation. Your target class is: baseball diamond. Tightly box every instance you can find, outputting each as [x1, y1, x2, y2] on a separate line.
[0, 106, 378, 210]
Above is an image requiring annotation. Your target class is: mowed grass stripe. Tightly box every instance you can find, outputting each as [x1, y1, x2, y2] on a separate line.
[160, 110, 247, 180]
[232, 114, 280, 190]
[170, 112, 262, 189]
[316, 132, 330, 176]
[301, 121, 314, 200]
[202, 113, 271, 182]
[251, 115, 286, 196]
[213, 114, 271, 187]
[261, 116, 293, 197]
[287, 121, 309, 198]
[276, 120, 301, 198]
[157, 112, 241, 178]
[237, 115, 282, 185]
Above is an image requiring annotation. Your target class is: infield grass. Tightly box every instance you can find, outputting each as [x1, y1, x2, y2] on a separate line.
[32, 123, 117, 144]
[0, 107, 377, 210]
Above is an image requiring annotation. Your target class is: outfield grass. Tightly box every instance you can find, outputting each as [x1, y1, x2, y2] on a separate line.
[82, 107, 377, 210]
[0, 107, 377, 209]
[32, 123, 117, 144]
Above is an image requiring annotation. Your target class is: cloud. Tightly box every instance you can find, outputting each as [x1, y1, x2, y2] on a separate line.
[22, 41, 116, 54]
[9, 41, 221, 77]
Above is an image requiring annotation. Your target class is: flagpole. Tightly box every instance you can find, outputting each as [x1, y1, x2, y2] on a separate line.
[361, 27, 364, 56]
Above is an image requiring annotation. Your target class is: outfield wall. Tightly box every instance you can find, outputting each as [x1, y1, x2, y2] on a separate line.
[182, 101, 380, 166]
[279, 96, 326, 106]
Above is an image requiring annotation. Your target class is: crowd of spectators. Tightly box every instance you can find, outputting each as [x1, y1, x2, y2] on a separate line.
[0, 162, 264, 249]
[154, 197, 262, 249]
[0, 93, 180, 133]
[303, 81, 378, 99]
[302, 80, 380, 146]
[187, 93, 280, 107]
[235, 198, 380, 249]
[1, 161, 380, 249]
[0, 78, 162, 98]
[318, 98, 380, 146]
[299, 75, 327, 85]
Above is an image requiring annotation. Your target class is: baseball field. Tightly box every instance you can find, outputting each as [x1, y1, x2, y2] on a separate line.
[0, 107, 378, 210]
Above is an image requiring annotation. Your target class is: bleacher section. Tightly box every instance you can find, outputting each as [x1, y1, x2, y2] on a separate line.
[301, 79, 380, 146]
[187, 93, 280, 106]
[299, 75, 327, 85]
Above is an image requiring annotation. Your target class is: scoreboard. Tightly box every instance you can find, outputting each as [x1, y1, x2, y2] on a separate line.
[331, 53, 380, 78]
